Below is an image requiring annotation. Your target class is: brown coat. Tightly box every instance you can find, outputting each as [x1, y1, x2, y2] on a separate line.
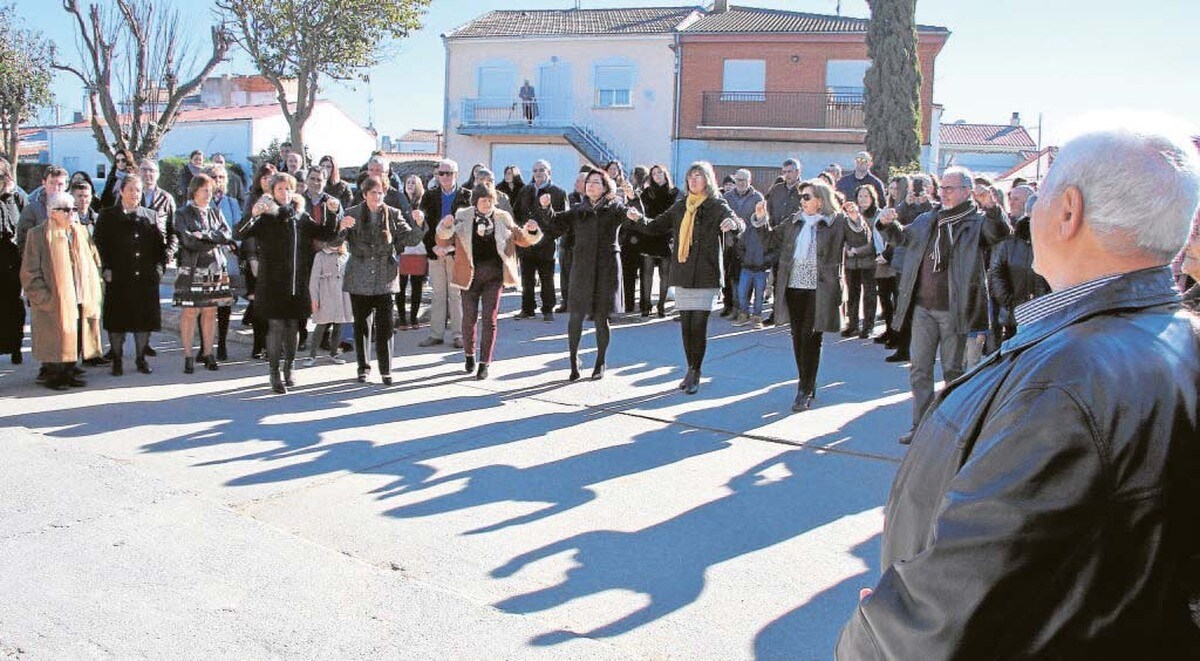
[19, 221, 104, 362]
[436, 208, 540, 290]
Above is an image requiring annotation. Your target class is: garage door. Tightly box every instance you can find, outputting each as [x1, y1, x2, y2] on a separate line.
[490, 144, 584, 194]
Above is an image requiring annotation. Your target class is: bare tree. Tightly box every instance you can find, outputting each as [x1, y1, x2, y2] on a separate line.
[52, 0, 230, 163]
[216, 0, 429, 151]
[0, 6, 55, 164]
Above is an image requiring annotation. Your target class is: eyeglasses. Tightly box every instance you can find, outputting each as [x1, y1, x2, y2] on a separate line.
[51, 206, 76, 213]
[800, 193, 815, 201]
[436, 171, 455, 176]
[941, 185, 971, 192]
[533, 168, 548, 173]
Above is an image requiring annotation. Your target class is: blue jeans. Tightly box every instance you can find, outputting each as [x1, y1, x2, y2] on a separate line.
[737, 268, 768, 316]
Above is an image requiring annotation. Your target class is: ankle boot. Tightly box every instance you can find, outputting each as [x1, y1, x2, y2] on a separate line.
[184, 357, 195, 374]
[269, 366, 287, 394]
[111, 358, 123, 376]
[283, 361, 296, 387]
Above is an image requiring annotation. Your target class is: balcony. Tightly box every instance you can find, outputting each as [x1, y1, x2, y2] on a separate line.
[699, 90, 866, 131]
[458, 96, 572, 129]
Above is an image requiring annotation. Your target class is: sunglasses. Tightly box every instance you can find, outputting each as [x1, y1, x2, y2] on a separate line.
[51, 206, 76, 213]
[436, 171, 455, 176]
[800, 193, 815, 201]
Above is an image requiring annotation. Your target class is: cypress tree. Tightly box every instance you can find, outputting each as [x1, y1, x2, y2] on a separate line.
[863, 0, 922, 178]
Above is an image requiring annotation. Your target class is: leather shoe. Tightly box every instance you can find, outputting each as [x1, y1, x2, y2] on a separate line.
[66, 375, 87, 388]
[684, 377, 700, 395]
[465, 355, 476, 373]
[591, 363, 605, 380]
[136, 359, 153, 374]
[791, 392, 811, 412]
[184, 357, 195, 374]
[476, 363, 489, 380]
[142, 346, 157, 357]
[898, 430, 915, 445]
[203, 355, 219, 371]
[568, 358, 582, 382]
[885, 350, 910, 363]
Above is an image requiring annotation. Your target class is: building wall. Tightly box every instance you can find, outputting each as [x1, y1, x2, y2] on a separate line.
[48, 121, 254, 191]
[675, 138, 864, 181]
[443, 35, 677, 169]
[677, 33, 946, 146]
[447, 134, 586, 188]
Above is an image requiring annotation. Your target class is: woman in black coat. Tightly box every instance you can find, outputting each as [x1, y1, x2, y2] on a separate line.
[626, 162, 745, 394]
[638, 164, 680, 317]
[93, 174, 168, 375]
[234, 172, 340, 393]
[537, 167, 633, 381]
[0, 160, 25, 363]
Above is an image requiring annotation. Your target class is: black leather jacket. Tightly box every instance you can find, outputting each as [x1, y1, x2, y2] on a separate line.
[838, 267, 1200, 658]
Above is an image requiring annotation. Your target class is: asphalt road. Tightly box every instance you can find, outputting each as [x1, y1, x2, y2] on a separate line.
[0, 286, 920, 659]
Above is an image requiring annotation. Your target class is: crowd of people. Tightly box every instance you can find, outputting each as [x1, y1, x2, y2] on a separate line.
[2, 143, 1197, 421]
[3, 117, 1200, 654]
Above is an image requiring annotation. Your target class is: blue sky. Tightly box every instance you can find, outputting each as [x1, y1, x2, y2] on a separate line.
[13, 0, 1196, 148]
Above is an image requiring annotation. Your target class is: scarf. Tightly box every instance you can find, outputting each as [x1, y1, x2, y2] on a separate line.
[678, 193, 707, 263]
[930, 201, 976, 273]
[47, 222, 102, 335]
[750, 212, 770, 229]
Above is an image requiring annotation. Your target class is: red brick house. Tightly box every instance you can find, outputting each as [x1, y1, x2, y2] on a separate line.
[674, 3, 949, 182]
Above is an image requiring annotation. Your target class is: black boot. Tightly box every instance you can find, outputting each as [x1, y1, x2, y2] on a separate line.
[283, 361, 296, 388]
[184, 357, 195, 374]
[217, 311, 230, 361]
[269, 366, 287, 394]
[111, 358, 123, 376]
[465, 354, 475, 374]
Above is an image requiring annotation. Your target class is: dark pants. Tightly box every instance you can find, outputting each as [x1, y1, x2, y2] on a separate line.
[351, 294, 394, 374]
[310, 323, 342, 358]
[785, 288, 823, 395]
[845, 268, 877, 331]
[462, 260, 503, 362]
[521, 255, 556, 315]
[876, 276, 898, 334]
[568, 311, 610, 367]
[266, 318, 299, 372]
[640, 255, 670, 313]
[1, 273, 24, 355]
[557, 241, 572, 309]
[396, 275, 425, 325]
[679, 310, 712, 370]
[721, 249, 742, 311]
[217, 305, 231, 347]
[621, 250, 642, 312]
[108, 331, 150, 361]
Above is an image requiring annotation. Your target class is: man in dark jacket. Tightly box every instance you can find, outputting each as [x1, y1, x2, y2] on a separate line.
[878, 167, 1010, 444]
[514, 159, 566, 321]
[418, 158, 472, 348]
[838, 121, 1200, 658]
[835, 151, 886, 205]
[988, 193, 1049, 340]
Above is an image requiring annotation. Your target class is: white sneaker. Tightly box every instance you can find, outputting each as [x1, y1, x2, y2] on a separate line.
[330, 353, 346, 365]
[303, 356, 316, 367]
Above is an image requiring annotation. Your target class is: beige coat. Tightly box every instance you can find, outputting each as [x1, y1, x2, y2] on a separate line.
[19, 221, 104, 362]
[436, 208, 540, 290]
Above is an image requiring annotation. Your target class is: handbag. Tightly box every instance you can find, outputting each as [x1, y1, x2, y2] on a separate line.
[399, 253, 428, 276]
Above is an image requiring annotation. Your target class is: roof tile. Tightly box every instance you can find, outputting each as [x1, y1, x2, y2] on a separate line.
[939, 123, 1036, 149]
[686, 5, 946, 33]
[445, 7, 701, 39]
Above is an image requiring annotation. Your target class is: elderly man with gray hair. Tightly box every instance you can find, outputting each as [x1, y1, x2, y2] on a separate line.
[838, 116, 1200, 658]
[417, 158, 471, 347]
[877, 165, 1011, 445]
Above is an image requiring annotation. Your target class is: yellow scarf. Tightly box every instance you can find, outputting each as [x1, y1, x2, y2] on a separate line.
[678, 193, 707, 263]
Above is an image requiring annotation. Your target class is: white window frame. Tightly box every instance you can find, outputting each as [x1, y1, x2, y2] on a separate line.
[721, 59, 766, 102]
[593, 63, 635, 109]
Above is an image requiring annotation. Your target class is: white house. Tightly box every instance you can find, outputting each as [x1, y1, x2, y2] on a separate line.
[48, 100, 377, 188]
[441, 7, 695, 183]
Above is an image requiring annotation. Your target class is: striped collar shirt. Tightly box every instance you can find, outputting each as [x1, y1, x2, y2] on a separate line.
[1013, 273, 1123, 327]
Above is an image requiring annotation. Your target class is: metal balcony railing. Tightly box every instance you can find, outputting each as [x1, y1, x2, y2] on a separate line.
[700, 90, 866, 130]
[459, 97, 572, 127]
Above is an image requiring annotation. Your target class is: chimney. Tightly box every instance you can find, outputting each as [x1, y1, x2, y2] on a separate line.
[1010, 111, 1021, 126]
[713, 0, 729, 12]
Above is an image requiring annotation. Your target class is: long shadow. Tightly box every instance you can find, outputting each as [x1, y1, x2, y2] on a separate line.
[485, 401, 902, 647]
[753, 533, 882, 659]
[381, 424, 733, 535]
